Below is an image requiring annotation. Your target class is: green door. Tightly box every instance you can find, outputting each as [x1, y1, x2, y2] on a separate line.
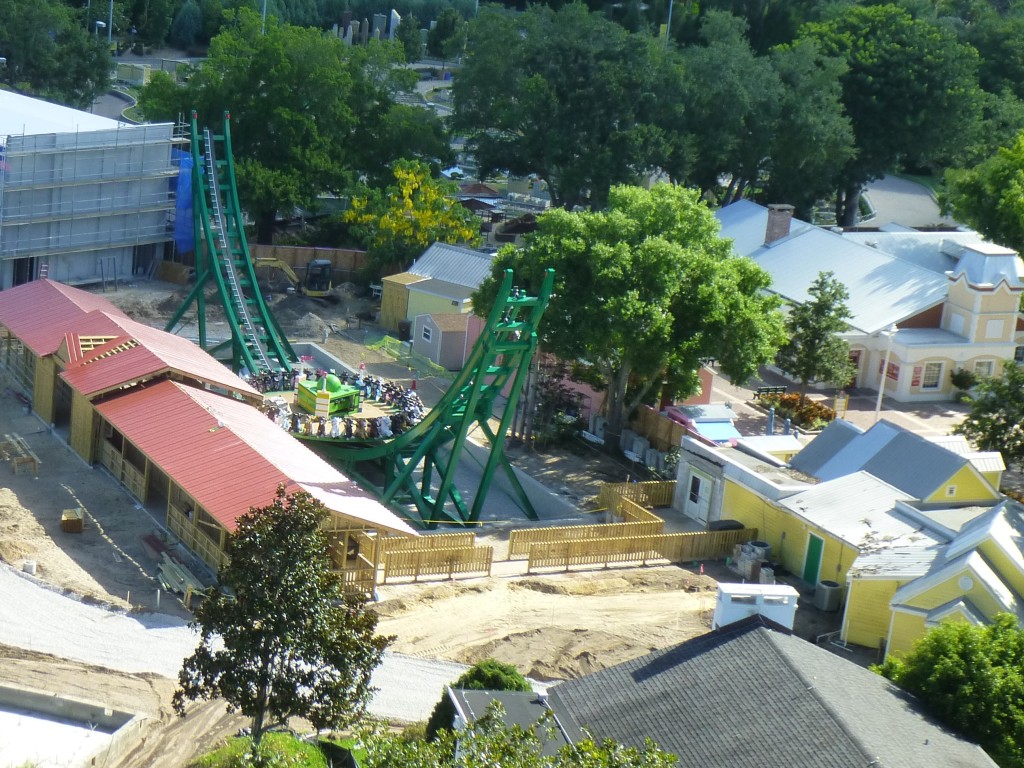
[803, 534, 824, 584]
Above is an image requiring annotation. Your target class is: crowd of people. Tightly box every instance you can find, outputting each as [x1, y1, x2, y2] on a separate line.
[260, 366, 427, 441]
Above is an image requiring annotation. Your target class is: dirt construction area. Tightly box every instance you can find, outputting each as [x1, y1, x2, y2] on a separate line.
[0, 280, 723, 767]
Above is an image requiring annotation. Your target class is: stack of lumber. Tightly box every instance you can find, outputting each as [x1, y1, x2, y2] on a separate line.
[157, 552, 205, 597]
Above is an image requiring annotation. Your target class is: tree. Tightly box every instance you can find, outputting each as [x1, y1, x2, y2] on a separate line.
[169, 0, 203, 50]
[426, 659, 531, 740]
[173, 486, 390, 764]
[426, 7, 465, 69]
[139, 9, 434, 243]
[941, 132, 1024, 254]
[344, 159, 482, 275]
[473, 184, 786, 446]
[775, 271, 855, 407]
[953, 358, 1024, 471]
[799, 4, 984, 225]
[397, 12, 424, 63]
[877, 613, 1024, 768]
[360, 702, 678, 768]
[453, 4, 679, 210]
[0, 0, 112, 109]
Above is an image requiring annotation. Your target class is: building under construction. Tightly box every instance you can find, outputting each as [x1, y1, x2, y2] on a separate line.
[0, 91, 181, 289]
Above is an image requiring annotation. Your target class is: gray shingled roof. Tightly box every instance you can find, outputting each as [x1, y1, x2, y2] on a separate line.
[449, 690, 580, 757]
[548, 618, 996, 768]
[790, 419, 972, 499]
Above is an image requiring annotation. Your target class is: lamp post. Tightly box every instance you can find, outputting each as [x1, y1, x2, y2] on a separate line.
[107, 0, 113, 44]
[94, 20, 106, 38]
[262, 0, 267, 34]
[664, 0, 674, 46]
[873, 323, 898, 423]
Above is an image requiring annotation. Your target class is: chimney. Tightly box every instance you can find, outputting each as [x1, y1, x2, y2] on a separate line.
[764, 204, 795, 245]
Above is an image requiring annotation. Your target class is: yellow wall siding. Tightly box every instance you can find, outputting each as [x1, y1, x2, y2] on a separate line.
[844, 578, 902, 648]
[407, 292, 470, 323]
[978, 539, 1024, 596]
[924, 464, 998, 504]
[33, 356, 55, 424]
[69, 392, 96, 463]
[901, 568, 1006, 617]
[888, 610, 927, 658]
[721, 480, 857, 584]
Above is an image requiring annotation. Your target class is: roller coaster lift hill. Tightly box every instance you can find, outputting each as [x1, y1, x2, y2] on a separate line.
[169, 112, 556, 528]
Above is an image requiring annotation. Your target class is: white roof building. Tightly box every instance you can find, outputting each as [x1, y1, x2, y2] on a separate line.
[717, 200, 1024, 402]
[0, 91, 179, 290]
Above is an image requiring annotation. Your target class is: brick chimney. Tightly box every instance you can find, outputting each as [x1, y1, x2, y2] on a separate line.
[764, 204, 795, 245]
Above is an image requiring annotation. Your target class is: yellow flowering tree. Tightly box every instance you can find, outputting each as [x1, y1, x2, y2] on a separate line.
[345, 159, 482, 276]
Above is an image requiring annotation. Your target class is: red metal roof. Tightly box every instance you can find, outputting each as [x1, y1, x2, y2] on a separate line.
[0, 280, 127, 356]
[94, 380, 416, 536]
[60, 311, 258, 399]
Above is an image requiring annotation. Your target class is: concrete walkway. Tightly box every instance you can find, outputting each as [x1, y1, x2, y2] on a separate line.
[863, 176, 959, 229]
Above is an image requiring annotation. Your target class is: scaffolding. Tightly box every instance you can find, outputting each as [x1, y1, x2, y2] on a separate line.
[0, 119, 187, 285]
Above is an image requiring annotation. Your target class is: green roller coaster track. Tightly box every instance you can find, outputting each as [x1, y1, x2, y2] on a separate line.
[168, 112, 555, 529]
[165, 111, 296, 374]
[299, 267, 555, 528]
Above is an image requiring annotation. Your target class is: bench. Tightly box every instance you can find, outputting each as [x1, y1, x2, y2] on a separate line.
[753, 385, 787, 400]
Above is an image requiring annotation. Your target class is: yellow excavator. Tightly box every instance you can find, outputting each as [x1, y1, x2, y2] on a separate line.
[254, 257, 334, 298]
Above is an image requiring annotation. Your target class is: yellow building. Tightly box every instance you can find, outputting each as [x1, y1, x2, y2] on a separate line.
[677, 418, 1012, 658]
[377, 242, 494, 332]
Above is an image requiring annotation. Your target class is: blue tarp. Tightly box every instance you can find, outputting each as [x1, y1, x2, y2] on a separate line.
[693, 420, 742, 444]
[171, 149, 194, 253]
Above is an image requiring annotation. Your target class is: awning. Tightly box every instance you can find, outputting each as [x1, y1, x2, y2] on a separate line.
[693, 421, 741, 443]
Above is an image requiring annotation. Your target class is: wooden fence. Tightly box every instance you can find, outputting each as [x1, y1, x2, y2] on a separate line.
[597, 481, 676, 510]
[630, 406, 688, 452]
[508, 519, 663, 559]
[382, 545, 494, 583]
[526, 528, 757, 574]
[380, 532, 475, 557]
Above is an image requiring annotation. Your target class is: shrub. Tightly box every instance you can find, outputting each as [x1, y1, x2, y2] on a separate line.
[760, 392, 836, 428]
[950, 367, 977, 391]
[425, 659, 531, 740]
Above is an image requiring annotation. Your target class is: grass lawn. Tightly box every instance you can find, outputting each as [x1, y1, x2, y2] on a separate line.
[188, 732, 330, 768]
[894, 172, 940, 195]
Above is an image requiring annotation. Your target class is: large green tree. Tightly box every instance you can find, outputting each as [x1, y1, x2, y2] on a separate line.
[173, 486, 390, 765]
[776, 271, 855, 407]
[426, 7, 466, 69]
[941, 132, 1024, 254]
[139, 9, 439, 243]
[877, 613, 1024, 768]
[799, 4, 984, 225]
[0, 0, 112, 109]
[454, 4, 676, 210]
[953, 358, 1024, 471]
[474, 184, 786, 445]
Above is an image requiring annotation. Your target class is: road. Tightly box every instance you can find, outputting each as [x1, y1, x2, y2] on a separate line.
[862, 176, 959, 229]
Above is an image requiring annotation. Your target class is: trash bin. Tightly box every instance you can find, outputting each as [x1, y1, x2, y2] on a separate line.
[814, 580, 843, 612]
[398, 320, 412, 342]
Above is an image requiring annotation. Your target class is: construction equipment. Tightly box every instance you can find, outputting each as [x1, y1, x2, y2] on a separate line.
[165, 111, 297, 375]
[253, 256, 334, 298]
[304, 258, 334, 298]
[297, 268, 555, 529]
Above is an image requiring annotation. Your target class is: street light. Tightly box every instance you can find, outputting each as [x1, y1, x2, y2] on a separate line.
[873, 323, 898, 423]
[107, 0, 113, 44]
[94, 20, 106, 38]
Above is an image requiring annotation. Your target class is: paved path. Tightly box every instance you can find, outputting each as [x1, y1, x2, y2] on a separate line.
[0, 563, 468, 721]
[863, 176, 959, 229]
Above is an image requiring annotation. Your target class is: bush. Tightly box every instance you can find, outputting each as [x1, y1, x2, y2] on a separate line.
[425, 659, 531, 740]
[190, 732, 328, 768]
[950, 367, 977, 391]
[759, 392, 836, 428]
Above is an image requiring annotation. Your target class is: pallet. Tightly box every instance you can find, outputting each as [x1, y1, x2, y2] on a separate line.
[0, 433, 39, 476]
[157, 552, 205, 597]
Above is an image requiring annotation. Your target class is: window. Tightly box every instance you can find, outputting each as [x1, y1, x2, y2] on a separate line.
[949, 313, 965, 336]
[921, 362, 942, 389]
[422, 326, 432, 342]
[1015, 346, 1024, 364]
[689, 475, 701, 504]
[974, 360, 994, 378]
[986, 319, 1005, 340]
